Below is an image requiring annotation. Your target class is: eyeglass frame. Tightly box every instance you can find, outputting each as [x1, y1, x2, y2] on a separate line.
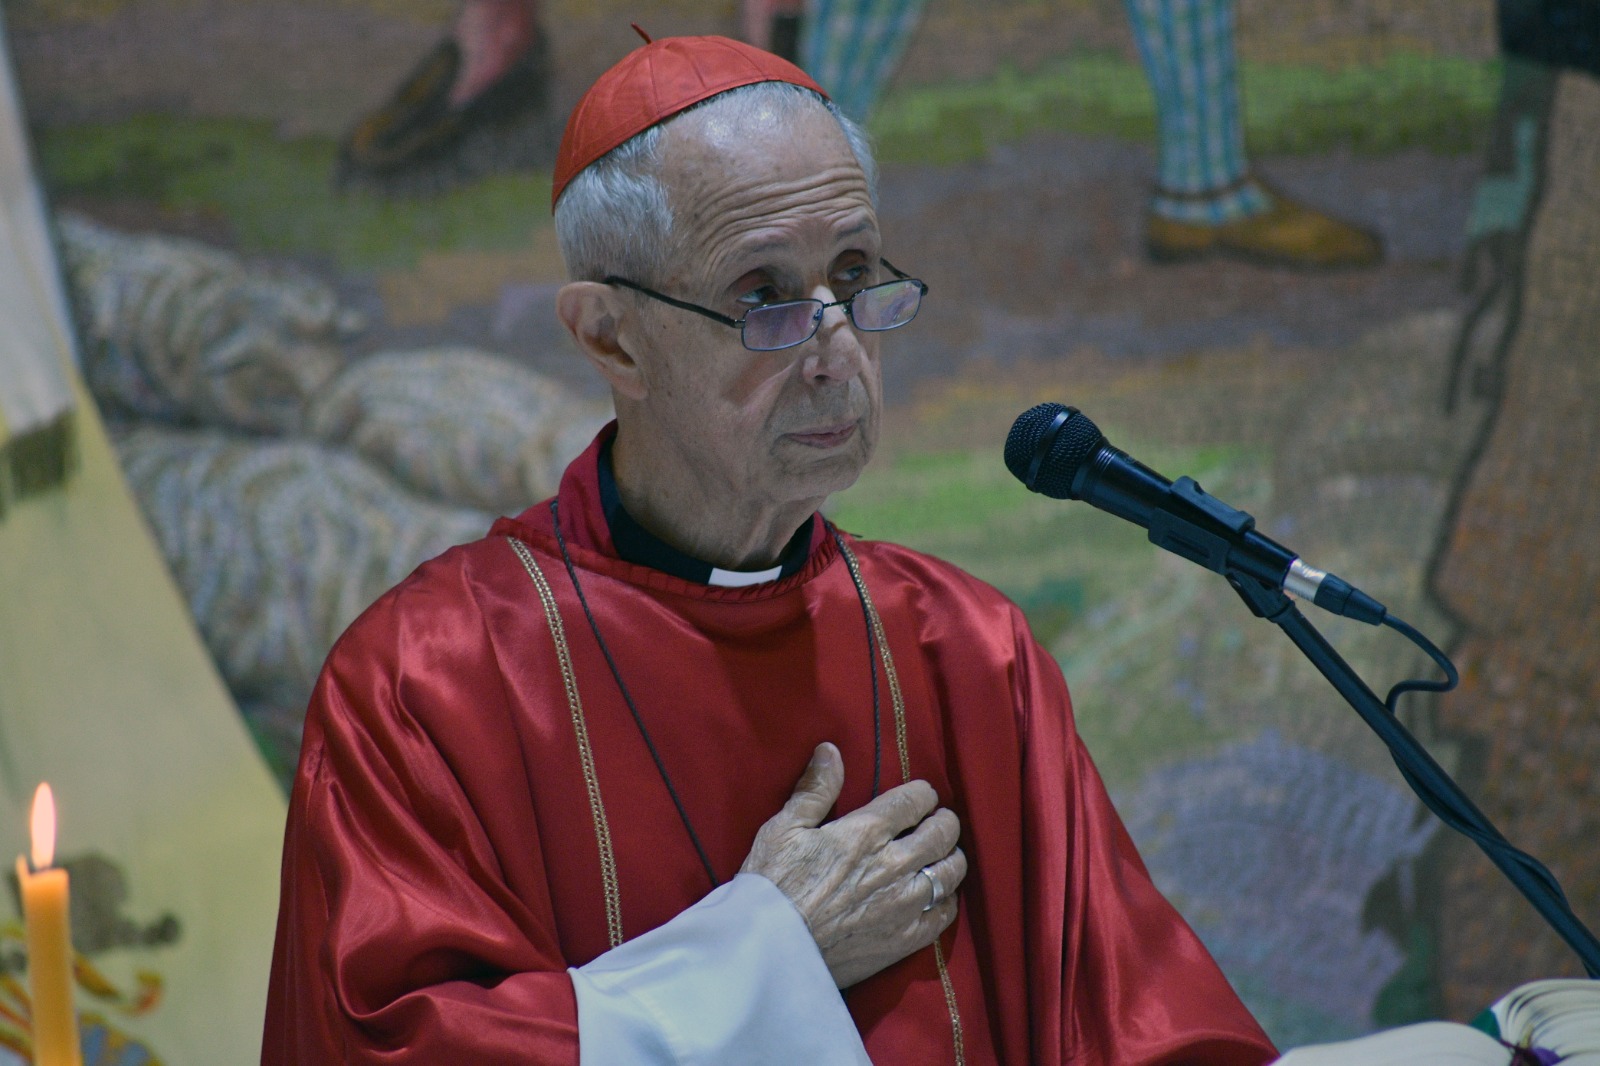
[602, 258, 929, 352]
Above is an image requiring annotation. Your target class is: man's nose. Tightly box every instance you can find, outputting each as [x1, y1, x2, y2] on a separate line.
[801, 284, 870, 381]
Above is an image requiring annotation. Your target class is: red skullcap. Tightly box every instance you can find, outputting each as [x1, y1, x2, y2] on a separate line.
[551, 33, 828, 210]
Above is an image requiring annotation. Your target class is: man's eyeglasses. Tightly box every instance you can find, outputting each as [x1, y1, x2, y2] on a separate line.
[603, 259, 929, 353]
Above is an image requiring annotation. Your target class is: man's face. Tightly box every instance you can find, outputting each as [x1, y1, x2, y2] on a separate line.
[619, 97, 884, 518]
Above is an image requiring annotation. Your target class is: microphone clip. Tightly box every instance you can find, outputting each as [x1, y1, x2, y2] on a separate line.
[1225, 571, 1297, 623]
[1145, 476, 1257, 576]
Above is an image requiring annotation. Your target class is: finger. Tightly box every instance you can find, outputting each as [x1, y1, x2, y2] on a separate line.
[886, 807, 960, 872]
[780, 742, 845, 828]
[906, 846, 966, 913]
[841, 779, 938, 843]
[919, 891, 960, 938]
[930, 845, 968, 895]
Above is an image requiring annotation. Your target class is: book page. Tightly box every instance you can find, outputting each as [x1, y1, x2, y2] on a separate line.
[1272, 1022, 1511, 1066]
[1496, 978, 1600, 1064]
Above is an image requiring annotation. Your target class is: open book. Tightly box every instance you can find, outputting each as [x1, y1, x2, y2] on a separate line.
[1272, 979, 1599, 1065]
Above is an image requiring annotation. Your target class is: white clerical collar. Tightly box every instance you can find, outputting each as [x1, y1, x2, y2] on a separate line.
[707, 564, 785, 588]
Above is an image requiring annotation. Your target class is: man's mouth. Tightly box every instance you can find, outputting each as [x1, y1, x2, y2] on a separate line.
[784, 421, 859, 448]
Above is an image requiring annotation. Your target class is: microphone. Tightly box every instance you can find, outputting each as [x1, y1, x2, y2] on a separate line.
[1004, 402, 1387, 625]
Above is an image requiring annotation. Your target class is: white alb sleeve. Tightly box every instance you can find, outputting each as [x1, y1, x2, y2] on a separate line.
[569, 871, 872, 1065]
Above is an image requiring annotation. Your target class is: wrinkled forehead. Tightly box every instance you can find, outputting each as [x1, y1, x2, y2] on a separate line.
[657, 95, 876, 263]
[672, 85, 828, 152]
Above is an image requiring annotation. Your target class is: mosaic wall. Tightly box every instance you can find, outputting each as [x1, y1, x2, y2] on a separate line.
[10, 0, 1597, 1045]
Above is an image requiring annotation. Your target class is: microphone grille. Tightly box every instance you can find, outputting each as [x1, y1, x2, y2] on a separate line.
[1004, 402, 1105, 499]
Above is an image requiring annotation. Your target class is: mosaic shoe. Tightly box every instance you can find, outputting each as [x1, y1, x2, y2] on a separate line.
[340, 40, 464, 177]
[1146, 182, 1384, 269]
[338, 34, 555, 188]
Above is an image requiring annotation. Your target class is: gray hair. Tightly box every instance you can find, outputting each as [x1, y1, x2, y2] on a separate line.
[554, 82, 878, 285]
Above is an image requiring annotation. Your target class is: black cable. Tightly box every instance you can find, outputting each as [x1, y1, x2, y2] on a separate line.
[1378, 612, 1578, 921]
[1274, 600, 1600, 976]
[1380, 614, 1459, 714]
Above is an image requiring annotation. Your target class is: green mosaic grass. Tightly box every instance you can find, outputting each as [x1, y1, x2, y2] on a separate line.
[34, 116, 552, 271]
[871, 50, 1501, 165]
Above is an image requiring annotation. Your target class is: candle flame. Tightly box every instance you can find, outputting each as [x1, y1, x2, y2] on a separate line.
[30, 783, 55, 870]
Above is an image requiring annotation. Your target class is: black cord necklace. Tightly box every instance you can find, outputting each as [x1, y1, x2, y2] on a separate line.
[548, 498, 884, 890]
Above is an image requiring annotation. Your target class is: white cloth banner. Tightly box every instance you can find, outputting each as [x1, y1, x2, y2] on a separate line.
[0, 4, 77, 508]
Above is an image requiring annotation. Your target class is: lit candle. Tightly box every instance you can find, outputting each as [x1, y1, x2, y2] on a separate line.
[16, 783, 82, 1066]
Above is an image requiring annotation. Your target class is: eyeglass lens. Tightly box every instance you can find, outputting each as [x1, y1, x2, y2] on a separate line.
[744, 301, 824, 351]
[853, 280, 922, 330]
[742, 279, 924, 351]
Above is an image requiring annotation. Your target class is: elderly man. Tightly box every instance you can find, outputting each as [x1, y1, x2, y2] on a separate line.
[263, 33, 1277, 1065]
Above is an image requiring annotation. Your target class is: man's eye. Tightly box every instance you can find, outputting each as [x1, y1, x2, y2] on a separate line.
[736, 284, 783, 308]
[833, 264, 872, 292]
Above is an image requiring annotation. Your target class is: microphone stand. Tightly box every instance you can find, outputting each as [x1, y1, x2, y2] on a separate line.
[1224, 571, 1600, 978]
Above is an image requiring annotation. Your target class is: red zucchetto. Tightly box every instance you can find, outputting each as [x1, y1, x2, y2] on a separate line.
[551, 30, 828, 210]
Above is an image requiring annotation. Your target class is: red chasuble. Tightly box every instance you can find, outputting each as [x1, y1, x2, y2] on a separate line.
[263, 426, 1278, 1065]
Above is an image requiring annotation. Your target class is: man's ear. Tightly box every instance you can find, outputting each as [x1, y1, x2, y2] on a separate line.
[557, 281, 648, 402]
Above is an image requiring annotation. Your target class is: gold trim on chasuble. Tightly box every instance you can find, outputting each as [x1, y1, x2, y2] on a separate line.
[836, 538, 968, 1066]
[507, 536, 625, 948]
[508, 534, 967, 1063]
